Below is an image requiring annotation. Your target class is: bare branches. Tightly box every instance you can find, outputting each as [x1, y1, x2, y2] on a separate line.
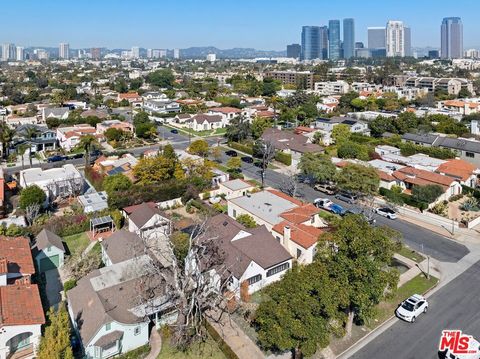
[25, 203, 40, 225]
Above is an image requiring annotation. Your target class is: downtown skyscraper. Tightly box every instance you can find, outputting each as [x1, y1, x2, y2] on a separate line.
[386, 21, 411, 57]
[343, 18, 355, 59]
[441, 17, 463, 59]
[1, 43, 16, 61]
[59, 43, 70, 59]
[328, 20, 341, 60]
[301, 26, 328, 60]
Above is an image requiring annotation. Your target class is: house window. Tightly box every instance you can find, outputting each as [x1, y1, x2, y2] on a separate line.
[466, 152, 475, 158]
[247, 274, 262, 285]
[105, 323, 111, 331]
[94, 346, 102, 358]
[232, 209, 237, 218]
[310, 216, 315, 224]
[296, 249, 302, 258]
[134, 326, 141, 336]
[275, 236, 281, 242]
[266, 262, 290, 277]
[47, 246, 51, 252]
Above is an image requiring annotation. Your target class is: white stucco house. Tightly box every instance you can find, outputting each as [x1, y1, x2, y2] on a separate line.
[122, 202, 172, 240]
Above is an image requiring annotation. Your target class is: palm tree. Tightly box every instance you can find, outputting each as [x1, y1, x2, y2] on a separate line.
[78, 135, 99, 167]
[0, 124, 15, 160]
[24, 126, 40, 167]
[267, 95, 281, 128]
[16, 144, 28, 169]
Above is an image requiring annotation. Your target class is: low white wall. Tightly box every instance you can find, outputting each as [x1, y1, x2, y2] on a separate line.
[467, 215, 480, 229]
[157, 197, 182, 209]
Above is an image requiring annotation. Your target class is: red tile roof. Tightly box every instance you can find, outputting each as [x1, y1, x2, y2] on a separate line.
[294, 126, 316, 134]
[393, 166, 455, 188]
[272, 221, 326, 249]
[436, 159, 477, 181]
[280, 204, 320, 224]
[118, 92, 141, 99]
[209, 107, 242, 114]
[0, 237, 35, 275]
[377, 170, 396, 182]
[0, 284, 45, 327]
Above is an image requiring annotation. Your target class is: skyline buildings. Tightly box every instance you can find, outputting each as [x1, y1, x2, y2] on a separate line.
[368, 27, 386, 49]
[386, 20, 409, 57]
[301, 26, 321, 60]
[286, 43, 301, 58]
[328, 20, 341, 60]
[343, 18, 355, 59]
[59, 42, 69, 59]
[441, 17, 463, 59]
[1, 43, 15, 61]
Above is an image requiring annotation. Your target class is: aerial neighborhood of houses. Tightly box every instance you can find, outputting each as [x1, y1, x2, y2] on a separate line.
[2, 38, 480, 359]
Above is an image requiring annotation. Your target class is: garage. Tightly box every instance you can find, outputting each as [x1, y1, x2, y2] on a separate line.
[39, 254, 60, 272]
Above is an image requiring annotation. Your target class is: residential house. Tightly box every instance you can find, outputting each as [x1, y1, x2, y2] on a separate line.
[313, 80, 350, 95]
[78, 191, 109, 213]
[81, 109, 109, 120]
[19, 164, 84, 204]
[439, 100, 480, 116]
[227, 189, 328, 263]
[5, 116, 38, 128]
[392, 166, 462, 203]
[42, 107, 70, 122]
[183, 114, 224, 131]
[123, 202, 172, 240]
[117, 92, 143, 107]
[0, 169, 5, 218]
[14, 124, 57, 153]
[173, 114, 192, 124]
[96, 120, 134, 135]
[261, 128, 323, 170]
[435, 159, 480, 188]
[205, 214, 292, 295]
[93, 154, 138, 181]
[375, 145, 401, 157]
[32, 229, 66, 272]
[56, 124, 98, 151]
[143, 99, 181, 114]
[207, 107, 247, 121]
[0, 236, 45, 359]
[314, 117, 370, 145]
[216, 179, 255, 200]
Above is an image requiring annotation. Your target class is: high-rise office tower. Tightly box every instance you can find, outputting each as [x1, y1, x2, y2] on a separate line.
[1, 43, 15, 61]
[91, 48, 101, 60]
[15, 46, 24, 61]
[301, 26, 320, 60]
[159, 49, 167, 58]
[131, 46, 140, 59]
[386, 21, 406, 57]
[368, 27, 386, 49]
[441, 17, 463, 59]
[59, 43, 70, 59]
[343, 18, 355, 59]
[146, 49, 153, 58]
[286, 44, 301, 58]
[173, 48, 180, 59]
[34, 49, 49, 60]
[404, 27, 412, 57]
[328, 20, 341, 60]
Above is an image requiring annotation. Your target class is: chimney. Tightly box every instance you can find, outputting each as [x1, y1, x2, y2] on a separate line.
[0, 258, 7, 287]
[284, 225, 291, 244]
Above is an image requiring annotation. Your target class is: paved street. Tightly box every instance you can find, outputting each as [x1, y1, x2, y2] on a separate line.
[349, 260, 480, 359]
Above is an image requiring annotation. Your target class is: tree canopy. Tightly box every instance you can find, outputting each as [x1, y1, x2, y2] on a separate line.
[19, 185, 46, 209]
[188, 139, 209, 157]
[146, 69, 175, 88]
[102, 173, 132, 196]
[335, 163, 380, 196]
[298, 153, 337, 184]
[412, 184, 444, 204]
[38, 305, 74, 359]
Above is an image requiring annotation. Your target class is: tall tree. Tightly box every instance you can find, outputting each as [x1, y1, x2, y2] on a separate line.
[298, 153, 337, 184]
[317, 215, 400, 337]
[335, 163, 380, 196]
[38, 304, 74, 359]
[331, 124, 351, 144]
[0, 123, 15, 160]
[77, 134, 99, 167]
[24, 126, 39, 167]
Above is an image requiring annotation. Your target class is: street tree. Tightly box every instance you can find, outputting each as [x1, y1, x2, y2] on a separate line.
[211, 146, 222, 163]
[24, 126, 40, 167]
[335, 163, 380, 196]
[317, 215, 401, 337]
[226, 156, 242, 172]
[298, 153, 337, 184]
[251, 117, 272, 139]
[77, 135, 99, 167]
[225, 116, 251, 143]
[188, 139, 209, 157]
[254, 140, 276, 188]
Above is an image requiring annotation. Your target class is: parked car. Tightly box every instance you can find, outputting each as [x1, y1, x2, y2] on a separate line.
[170, 129, 179, 134]
[314, 198, 346, 215]
[225, 150, 238, 157]
[296, 173, 315, 186]
[376, 207, 397, 220]
[345, 206, 376, 225]
[314, 183, 337, 195]
[254, 160, 263, 168]
[70, 153, 84, 159]
[47, 155, 66, 163]
[395, 294, 428, 323]
[335, 191, 358, 204]
[241, 156, 254, 163]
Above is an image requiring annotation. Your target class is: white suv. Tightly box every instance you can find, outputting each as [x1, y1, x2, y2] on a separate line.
[395, 294, 428, 323]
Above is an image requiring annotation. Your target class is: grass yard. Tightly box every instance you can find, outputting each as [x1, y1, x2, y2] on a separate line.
[397, 246, 426, 263]
[368, 274, 438, 328]
[157, 335, 226, 359]
[63, 232, 90, 257]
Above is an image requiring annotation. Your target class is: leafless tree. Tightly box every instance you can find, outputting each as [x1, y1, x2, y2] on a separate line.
[255, 140, 276, 188]
[67, 249, 102, 281]
[280, 170, 300, 198]
[25, 203, 41, 225]
[137, 219, 232, 349]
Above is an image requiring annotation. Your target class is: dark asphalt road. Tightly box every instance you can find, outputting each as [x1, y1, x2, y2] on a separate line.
[350, 260, 480, 359]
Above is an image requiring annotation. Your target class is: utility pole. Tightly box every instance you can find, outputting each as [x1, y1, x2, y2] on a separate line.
[427, 255, 430, 279]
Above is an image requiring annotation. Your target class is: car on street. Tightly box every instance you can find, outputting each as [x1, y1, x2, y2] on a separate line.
[376, 207, 397, 219]
[314, 198, 346, 215]
[335, 191, 358, 204]
[395, 294, 428, 323]
[296, 173, 315, 186]
[253, 160, 263, 168]
[225, 150, 238, 157]
[69, 153, 84, 159]
[345, 206, 376, 225]
[241, 156, 253, 163]
[314, 183, 337, 195]
[47, 155, 66, 163]
[170, 129, 179, 134]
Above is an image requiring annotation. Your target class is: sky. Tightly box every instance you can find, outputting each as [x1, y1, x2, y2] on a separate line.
[1, 0, 480, 50]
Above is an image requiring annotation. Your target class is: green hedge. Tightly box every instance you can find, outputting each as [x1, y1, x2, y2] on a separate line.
[228, 142, 254, 155]
[275, 151, 292, 166]
[379, 187, 428, 211]
[462, 185, 480, 200]
[63, 279, 77, 292]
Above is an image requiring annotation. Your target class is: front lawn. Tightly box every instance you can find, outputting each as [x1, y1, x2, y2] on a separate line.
[157, 335, 226, 359]
[63, 232, 90, 257]
[397, 246, 425, 263]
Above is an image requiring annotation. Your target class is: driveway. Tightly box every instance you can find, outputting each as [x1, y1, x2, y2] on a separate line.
[44, 269, 63, 308]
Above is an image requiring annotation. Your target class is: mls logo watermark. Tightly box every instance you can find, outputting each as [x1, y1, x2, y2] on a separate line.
[439, 330, 480, 355]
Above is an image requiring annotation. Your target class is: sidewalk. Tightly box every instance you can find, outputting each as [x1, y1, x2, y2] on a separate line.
[206, 309, 264, 359]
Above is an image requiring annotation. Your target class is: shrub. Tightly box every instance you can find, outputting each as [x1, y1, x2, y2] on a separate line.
[460, 197, 480, 212]
[449, 193, 464, 202]
[236, 214, 257, 228]
[19, 185, 46, 209]
[63, 279, 77, 292]
[412, 185, 444, 204]
[275, 151, 292, 166]
[228, 142, 253, 155]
